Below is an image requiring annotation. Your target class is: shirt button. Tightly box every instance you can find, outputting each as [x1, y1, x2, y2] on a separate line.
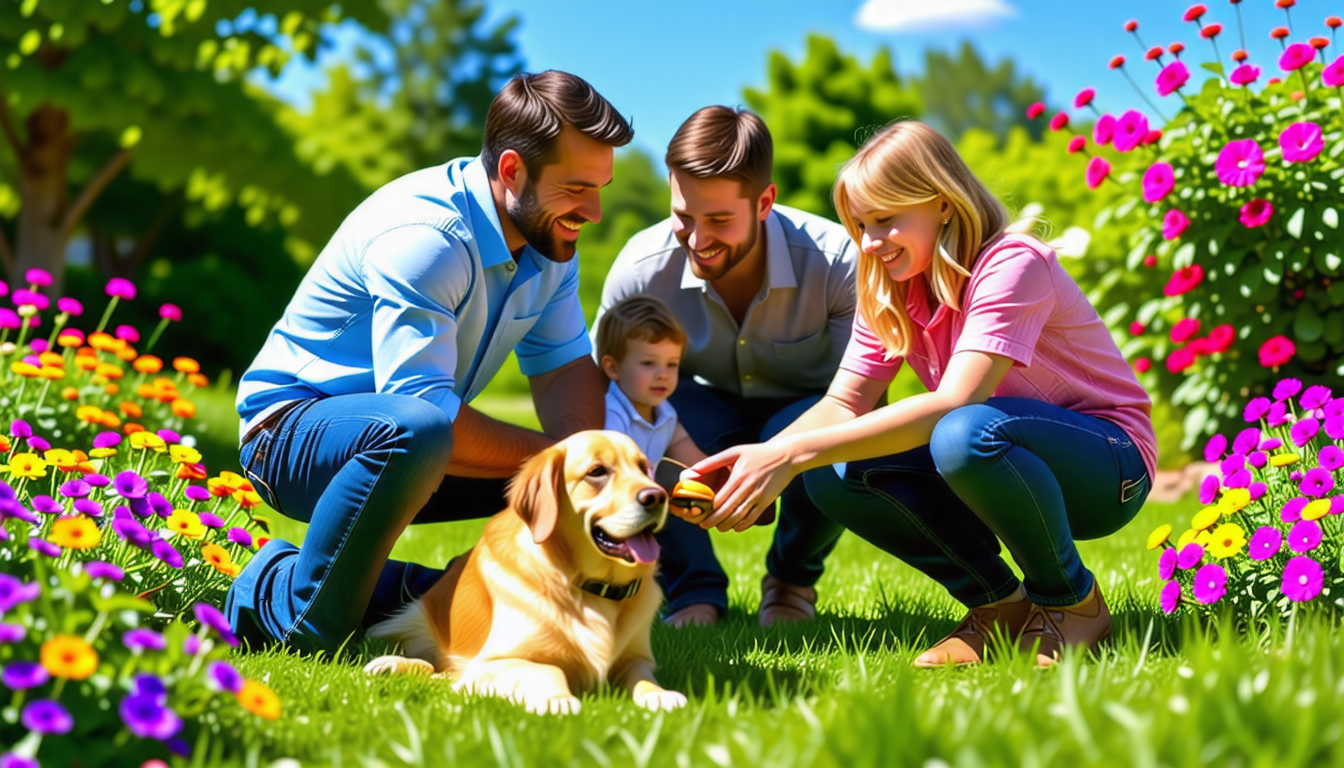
[506, 262, 516, 272]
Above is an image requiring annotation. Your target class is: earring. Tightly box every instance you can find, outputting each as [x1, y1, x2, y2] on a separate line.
[942, 217, 950, 226]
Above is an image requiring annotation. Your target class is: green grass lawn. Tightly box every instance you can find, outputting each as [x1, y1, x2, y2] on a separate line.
[188, 393, 1343, 767]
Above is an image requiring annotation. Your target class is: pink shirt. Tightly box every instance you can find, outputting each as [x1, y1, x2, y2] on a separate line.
[839, 233, 1157, 479]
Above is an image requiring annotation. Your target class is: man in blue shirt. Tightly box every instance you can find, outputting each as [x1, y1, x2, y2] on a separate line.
[226, 71, 631, 652]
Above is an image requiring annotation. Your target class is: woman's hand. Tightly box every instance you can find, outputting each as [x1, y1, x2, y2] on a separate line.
[686, 439, 799, 532]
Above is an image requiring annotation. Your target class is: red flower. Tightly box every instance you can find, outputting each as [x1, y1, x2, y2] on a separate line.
[1258, 336, 1296, 367]
[1110, 54, 1126, 69]
[1171, 317, 1201, 344]
[1166, 347, 1197, 374]
[1146, 45, 1164, 61]
[1074, 87, 1095, 108]
[1164, 264, 1205, 296]
[1207, 324, 1236, 354]
[1169, 42, 1185, 55]
[1269, 76, 1283, 84]
[1067, 136, 1087, 154]
[1271, 26, 1290, 40]
[1232, 49, 1249, 62]
[1143, 254, 1157, 268]
[1276, 0, 1295, 8]
[1329, 17, 1343, 30]
[1050, 112, 1069, 131]
[1183, 4, 1207, 23]
[1311, 36, 1330, 50]
[1129, 321, 1146, 336]
[1026, 101, 1046, 119]
[1134, 357, 1152, 374]
[1144, 129, 1163, 145]
[1125, 20, 1138, 33]
[1200, 23, 1223, 39]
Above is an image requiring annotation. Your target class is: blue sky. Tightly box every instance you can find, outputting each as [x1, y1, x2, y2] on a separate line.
[265, 0, 1327, 167]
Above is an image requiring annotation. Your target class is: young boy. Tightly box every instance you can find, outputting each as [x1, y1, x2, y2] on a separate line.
[595, 294, 706, 473]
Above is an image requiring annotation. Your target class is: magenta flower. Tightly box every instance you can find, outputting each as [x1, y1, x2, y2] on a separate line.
[9, 420, 32, 439]
[58, 479, 90, 499]
[114, 324, 140, 343]
[1177, 543, 1205, 570]
[0, 624, 24, 643]
[1142, 162, 1176, 203]
[20, 699, 72, 736]
[1280, 122, 1324, 164]
[193, 603, 239, 647]
[1245, 452, 1266, 471]
[11, 290, 48, 311]
[1249, 481, 1267, 501]
[1324, 54, 1344, 86]
[1220, 452, 1246, 477]
[24, 268, 52, 287]
[1159, 546, 1178, 580]
[1074, 87, 1095, 108]
[104, 277, 136, 301]
[199, 512, 225, 528]
[1274, 378, 1303, 401]
[56, 297, 83, 315]
[1225, 468, 1252, 489]
[85, 473, 110, 488]
[1232, 427, 1260, 454]
[2, 661, 48, 691]
[0, 310, 18, 330]
[1113, 110, 1150, 153]
[113, 512, 151, 549]
[1093, 113, 1116, 145]
[1156, 60, 1190, 96]
[1230, 63, 1261, 86]
[1199, 474, 1220, 504]
[113, 471, 148, 500]
[1086, 156, 1112, 189]
[1319, 445, 1344, 470]
[1160, 580, 1182, 615]
[1300, 385, 1332, 410]
[1193, 563, 1227, 604]
[184, 634, 201, 656]
[1282, 556, 1324, 602]
[157, 429, 181, 445]
[228, 527, 254, 548]
[1291, 417, 1320, 447]
[1259, 437, 1283, 451]
[160, 303, 183, 322]
[1280, 497, 1308, 524]
[73, 499, 103, 517]
[1290, 519, 1323, 552]
[123, 628, 166, 652]
[1239, 199, 1273, 228]
[207, 661, 245, 693]
[85, 561, 124, 581]
[28, 539, 60, 558]
[1248, 526, 1282, 561]
[1162, 209, 1191, 241]
[1299, 466, 1334, 497]
[1245, 397, 1272, 422]
[93, 431, 123, 449]
[1280, 42, 1315, 71]
[30, 495, 60, 515]
[1327, 416, 1344, 440]
[1215, 139, 1264, 187]
[1267, 401, 1292, 427]
[184, 485, 211, 502]
[1203, 433, 1227, 462]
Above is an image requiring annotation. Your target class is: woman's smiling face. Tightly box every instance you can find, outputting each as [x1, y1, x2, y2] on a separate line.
[848, 197, 948, 282]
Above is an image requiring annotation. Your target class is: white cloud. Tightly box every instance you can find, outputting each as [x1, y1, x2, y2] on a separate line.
[855, 0, 1017, 33]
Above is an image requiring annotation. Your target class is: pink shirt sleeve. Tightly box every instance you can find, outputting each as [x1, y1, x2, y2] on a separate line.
[838, 310, 903, 382]
[953, 242, 1057, 368]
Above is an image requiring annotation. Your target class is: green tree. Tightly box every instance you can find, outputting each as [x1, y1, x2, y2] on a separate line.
[914, 40, 1047, 145]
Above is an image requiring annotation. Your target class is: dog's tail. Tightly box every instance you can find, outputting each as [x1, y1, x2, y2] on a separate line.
[367, 600, 443, 668]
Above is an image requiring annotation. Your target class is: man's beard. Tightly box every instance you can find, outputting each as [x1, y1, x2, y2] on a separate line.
[506, 182, 579, 263]
[680, 221, 758, 282]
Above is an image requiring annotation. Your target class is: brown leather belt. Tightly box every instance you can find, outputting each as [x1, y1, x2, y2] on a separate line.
[241, 400, 305, 446]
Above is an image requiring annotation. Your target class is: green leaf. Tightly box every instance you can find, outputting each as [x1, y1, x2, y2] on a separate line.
[1183, 403, 1210, 445]
[1295, 303, 1325, 342]
[1200, 62, 1226, 77]
[1173, 243, 1196, 269]
[91, 593, 156, 614]
[1326, 309, 1344, 347]
[1287, 208, 1306, 238]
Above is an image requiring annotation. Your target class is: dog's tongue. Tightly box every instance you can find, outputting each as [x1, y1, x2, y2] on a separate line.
[626, 531, 661, 564]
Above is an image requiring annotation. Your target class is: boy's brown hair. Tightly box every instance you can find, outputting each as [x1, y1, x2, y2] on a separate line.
[596, 294, 688, 362]
[664, 105, 773, 197]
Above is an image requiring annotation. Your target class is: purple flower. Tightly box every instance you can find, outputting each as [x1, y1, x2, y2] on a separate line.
[1248, 526, 1282, 561]
[1230, 63, 1260, 86]
[194, 603, 232, 635]
[1193, 563, 1227, 604]
[105, 277, 137, 301]
[1232, 428, 1261, 455]
[1282, 556, 1324, 602]
[9, 420, 32, 439]
[0, 499, 38, 524]
[21, 699, 72, 735]
[1290, 520, 1323, 552]
[1280, 122, 1324, 164]
[0, 575, 40, 613]
[1155, 60, 1190, 96]
[133, 673, 166, 697]
[1203, 433, 1227, 463]
[30, 495, 61, 515]
[0, 624, 25, 643]
[157, 429, 181, 445]
[84, 473, 110, 488]
[1325, 447, 1344, 472]
[2, 662, 47, 690]
[1142, 162, 1176, 203]
[73, 499, 103, 517]
[123, 628, 166, 652]
[1177, 543, 1205, 570]
[1199, 474, 1220, 504]
[199, 512, 225, 528]
[1268, 402, 1292, 428]
[1160, 581, 1182, 615]
[148, 492, 172, 518]
[1225, 468, 1253, 489]
[150, 538, 182, 569]
[1291, 470, 1304, 483]
[1259, 437, 1283, 451]
[1274, 378, 1303, 401]
[113, 471, 148, 500]
[0, 754, 38, 768]
[207, 661, 244, 693]
[1093, 113, 1116, 145]
[1280, 42, 1316, 72]
[57, 480, 90, 499]
[1244, 397, 1272, 422]
[227, 527, 253, 548]
[118, 692, 182, 741]
[1113, 110, 1150, 153]
[1299, 467, 1335, 497]
[25, 436, 49, 452]
[183, 634, 201, 656]
[93, 431, 122, 449]
[1291, 417, 1320, 447]
[1158, 547, 1178, 580]
[1249, 481, 1268, 501]
[1216, 139, 1264, 187]
[184, 485, 211, 502]
[85, 561, 124, 581]
[28, 539, 60, 558]
[1248, 451, 1268, 469]
[113, 513, 151, 549]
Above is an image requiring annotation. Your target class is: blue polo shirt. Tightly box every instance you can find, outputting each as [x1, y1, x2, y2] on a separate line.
[236, 157, 592, 438]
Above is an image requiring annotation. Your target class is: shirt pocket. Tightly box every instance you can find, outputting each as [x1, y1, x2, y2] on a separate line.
[772, 331, 829, 363]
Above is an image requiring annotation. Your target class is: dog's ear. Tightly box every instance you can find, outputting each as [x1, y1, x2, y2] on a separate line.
[507, 443, 565, 544]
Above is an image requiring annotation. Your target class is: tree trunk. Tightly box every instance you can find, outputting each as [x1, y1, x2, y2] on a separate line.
[14, 105, 72, 295]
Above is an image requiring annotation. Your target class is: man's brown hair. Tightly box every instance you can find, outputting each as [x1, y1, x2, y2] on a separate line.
[664, 106, 773, 196]
[482, 70, 634, 179]
[596, 294, 688, 362]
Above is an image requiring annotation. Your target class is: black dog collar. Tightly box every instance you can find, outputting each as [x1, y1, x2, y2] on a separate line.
[580, 578, 642, 601]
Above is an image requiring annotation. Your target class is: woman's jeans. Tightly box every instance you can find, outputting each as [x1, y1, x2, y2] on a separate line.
[224, 394, 508, 653]
[803, 397, 1151, 608]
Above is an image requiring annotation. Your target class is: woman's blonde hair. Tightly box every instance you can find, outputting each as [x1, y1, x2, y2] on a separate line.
[833, 121, 1009, 358]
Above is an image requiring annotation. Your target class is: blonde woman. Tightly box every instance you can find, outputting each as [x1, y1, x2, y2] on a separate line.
[682, 121, 1156, 667]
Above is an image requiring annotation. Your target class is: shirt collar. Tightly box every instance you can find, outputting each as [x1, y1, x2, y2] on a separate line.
[463, 157, 519, 269]
[679, 209, 797, 292]
[607, 380, 672, 429]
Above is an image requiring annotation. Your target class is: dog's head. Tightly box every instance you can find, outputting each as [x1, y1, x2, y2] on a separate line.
[507, 430, 668, 573]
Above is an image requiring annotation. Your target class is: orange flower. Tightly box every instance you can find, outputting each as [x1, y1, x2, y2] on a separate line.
[177, 462, 207, 480]
[234, 489, 263, 510]
[76, 346, 96, 357]
[38, 367, 64, 381]
[116, 346, 137, 362]
[56, 333, 83, 348]
[123, 423, 146, 435]
[61, 387, 78, 401]
[237, 680, 281, 720]
[257, 536, 272, 548]
[94, 363, 124, 380]
[98, 412, 121, 429]
[171, 399, 196, 418]
[38, 352, 64, 367]
[202, 542, 236, 575]
[0, 436, 10, 452]
[133, 355, 163, 374]
[187, 373, 209, 387]
[209, 472, 245, 497]
[88, 332, 118, 352]
[50, 516, 101, 550]
[75, 356, 99, 372]
[119, 401, 143, 418]
[41, 635, 99, 680]
[104, 383, 119, 395]
[173, 357, 201, 374]
[136, 383, 156, 399]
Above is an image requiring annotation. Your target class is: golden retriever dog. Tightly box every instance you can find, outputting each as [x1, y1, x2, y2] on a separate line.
[363, 430, 687, 715]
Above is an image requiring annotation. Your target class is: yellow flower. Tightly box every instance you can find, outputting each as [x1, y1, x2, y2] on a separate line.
[1302, 499, 1331, 521]
[208, 472, 245, 498]
[1191, 506, 1222, 531]
[1207, 523, 1247, 559]
[1271, 453, 1300, 467]
[7, 453, 47, 480]
[128, 431, 167, 453]
[49, 516, 101, 550]
[1147, 524, 1173, 550]
[89, 447, 118, 459]
[166, 509, 206, 539]
[233, 488, 262, 510]
[75, 405, 105, 424]
[1195, 529, 1213, 547]
[42, 449, 79, 473]
[1176, 528, 1199, 549]
[169, 445, 202, 465]
[41, 635, 99, 680]
[10, 361, 40, 378]
[237, 679, 281, 720]
[1219, 488, 1251, 513]
[202, 543, 238, 576]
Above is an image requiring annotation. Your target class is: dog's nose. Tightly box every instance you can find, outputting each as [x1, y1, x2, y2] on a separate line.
[637, 487, 667, 509]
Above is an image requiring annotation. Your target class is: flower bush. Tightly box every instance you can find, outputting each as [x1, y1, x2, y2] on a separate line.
[1031, 3, 1344, 447]
[1148, 378, 1344, 621]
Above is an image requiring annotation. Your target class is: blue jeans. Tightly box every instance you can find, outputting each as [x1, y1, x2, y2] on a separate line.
[803, 397, 1150, 608]
[657, 380, 846, 615]
[224, 394, 507, 652]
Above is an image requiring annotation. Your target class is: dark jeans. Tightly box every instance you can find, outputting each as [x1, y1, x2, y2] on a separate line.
[657, 380, 846, 614]
[224, 394, 507, 652]
[803, 397, 1150, 608]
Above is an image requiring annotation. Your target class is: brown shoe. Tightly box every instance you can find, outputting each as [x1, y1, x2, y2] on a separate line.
[758, 575, 816, 627]
[663, 603, 720, 628]
[1019, 582, 1112, 668]
[913, 590, 1032, 668]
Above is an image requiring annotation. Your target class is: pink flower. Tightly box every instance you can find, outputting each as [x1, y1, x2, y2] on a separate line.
[56, 298, 82, 316]
[1199, 473, 1220, 504]
[1134, 357, 1152, 373]
[1248, 526, 1282, 561]
[1162, 209, 1191, 241]
[1171, 317, 1201, 343]
[24, 269, 52, 287]
[105, 278, 136, 301]
[1207, 324, 1235, 353]
[1177, 543, 1204, 570]
[1050, 112, 1069, 131]
[159, 304, 182, 322]
[1026, 102, 1046, 119]
[114, 325, 140, 343]
[1193, 563, 1226, 604]
[1230, 64, 1261, 86]
[1203, 434, 1226, 463]
[1113, 110, 1150, 153]
[1244, 397, 1271, 422]
[1166, 347, 1197, 373]
[1085, 156, 1111, 189]
[1258, 335, 1295, 367]
[1074, 88, 1095, 108]
[1274, 378, 1302, 401]
[1282, 556, 1323, 602]
[1323, 55, 1344, 87]
[1142, 162, 1175, 203]
[1067, 136, 1087, 154]
[1280, 42, 1315, 71]
[1164, 263, 1204, 296]
[1239, 199, 1273, 228]
[1160, 580, 1182, 614]
[1156, 60, 1190, 96]
[1215, 139, 1264, 187]
[1280, 122, 1323, 163]
[1093, 114, 1116, 145]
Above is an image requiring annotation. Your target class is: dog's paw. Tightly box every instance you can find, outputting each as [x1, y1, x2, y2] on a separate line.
[523, 694, 583, 716]
[634, 687, 687, 712]
[363, 655, 435, 676]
